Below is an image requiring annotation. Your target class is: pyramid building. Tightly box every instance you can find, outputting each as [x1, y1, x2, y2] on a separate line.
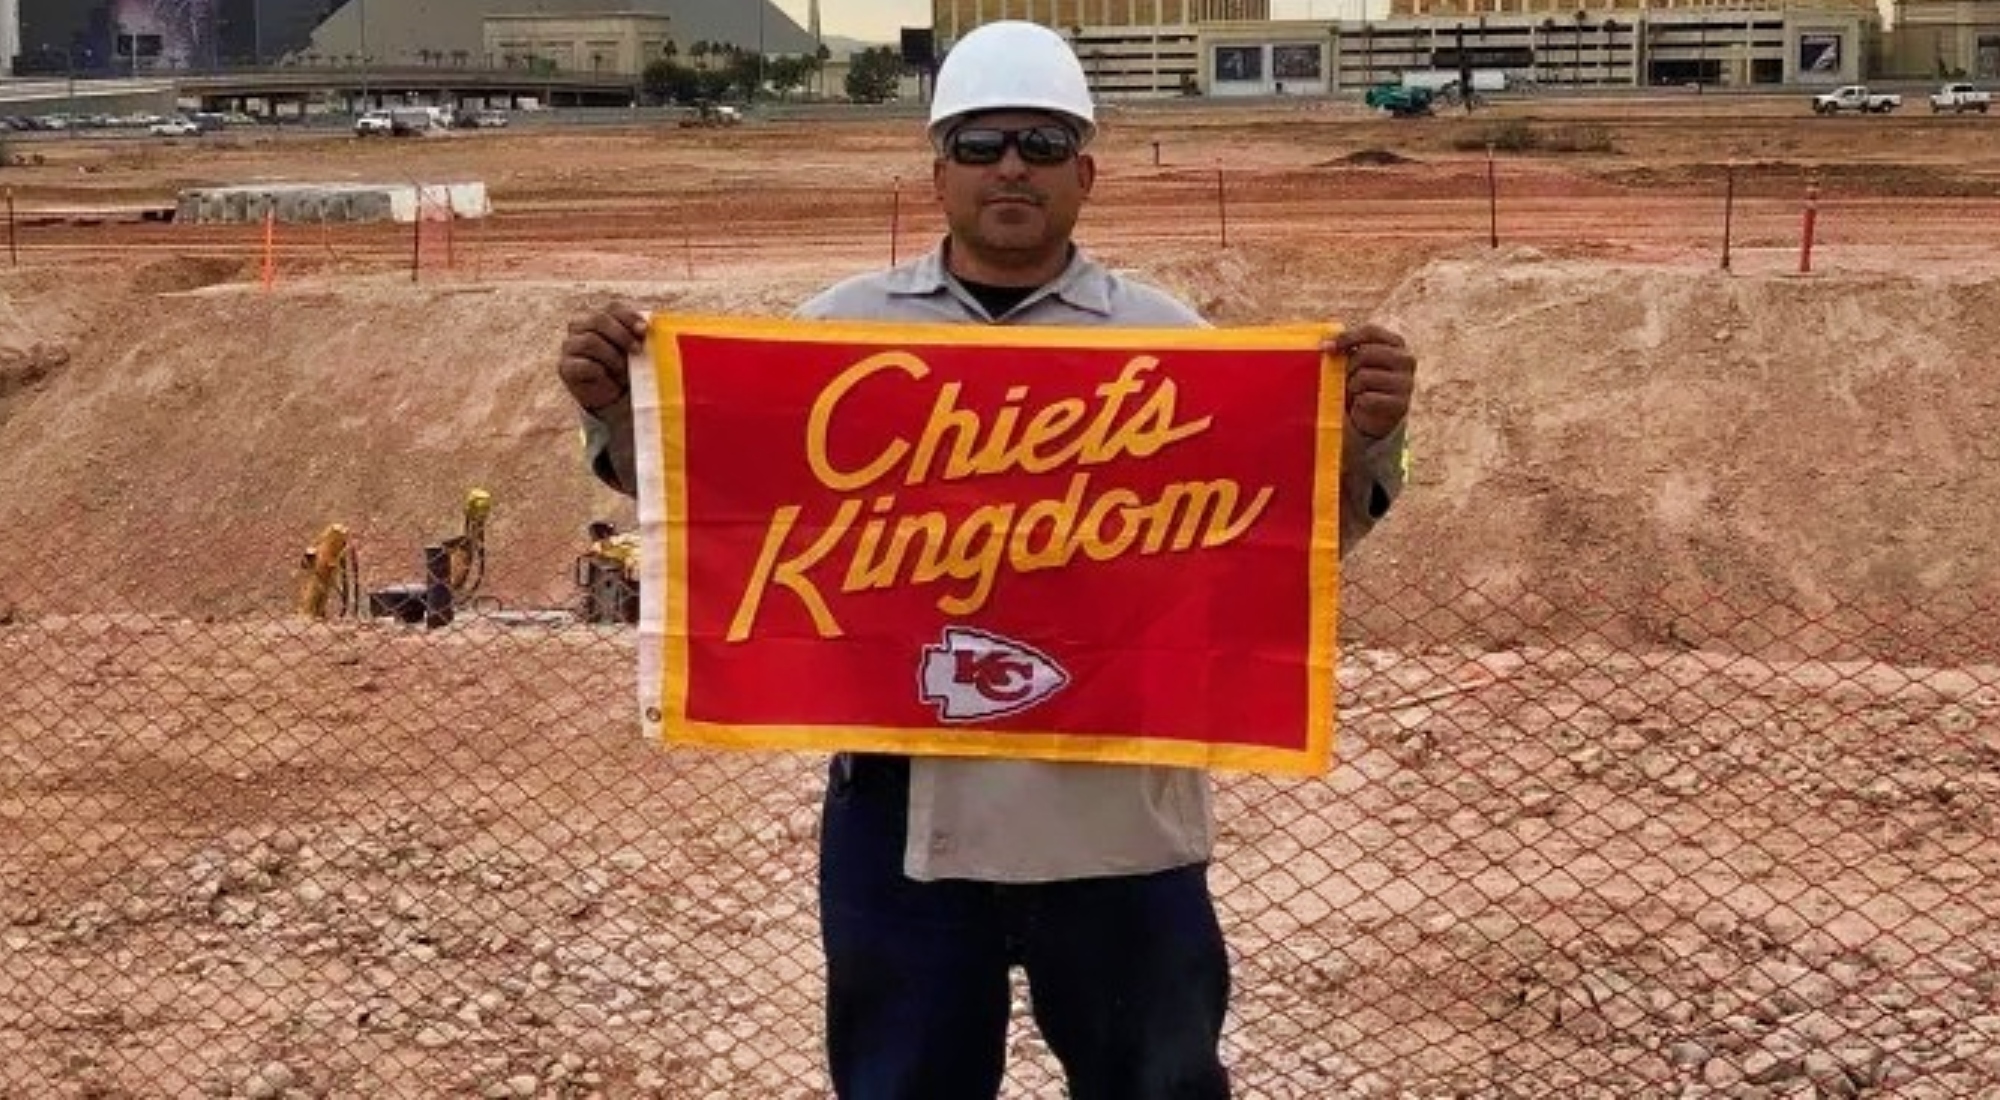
[302, 0, 816, 65]
[14, 0, 815, 72]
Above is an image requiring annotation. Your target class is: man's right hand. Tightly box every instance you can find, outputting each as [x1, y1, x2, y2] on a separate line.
[558, 301, 649, 413]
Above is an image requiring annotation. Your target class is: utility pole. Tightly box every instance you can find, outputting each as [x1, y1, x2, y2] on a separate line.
[253, 0, 262, 67]
[756, 1, 766, 103]
[358, 0, 369, 111]
[59, 43, 74, 122]
[809, 0, 822, 96]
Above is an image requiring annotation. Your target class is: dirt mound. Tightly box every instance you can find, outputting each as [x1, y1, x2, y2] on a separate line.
[1, 254, 1996, 665]
[0, 271, 833, 619]
[1597, 159, 2000, 197]
[1347, 247, 2000, 661]
[0, 342, 69, 401]
[1322, 149, 1418, 167]
[129, 255, 251, 294]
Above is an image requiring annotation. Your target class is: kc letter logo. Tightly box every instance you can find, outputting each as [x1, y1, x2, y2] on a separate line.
[919, 627, 1070, 723]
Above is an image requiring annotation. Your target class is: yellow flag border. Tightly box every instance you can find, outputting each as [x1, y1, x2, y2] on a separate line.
[636, 313, 1345, 777]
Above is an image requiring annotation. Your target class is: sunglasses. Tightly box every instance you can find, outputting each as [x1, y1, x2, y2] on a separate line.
[945, 125, 1079, 167]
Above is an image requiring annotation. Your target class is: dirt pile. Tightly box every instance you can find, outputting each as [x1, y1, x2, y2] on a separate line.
[1349, 246, 2000, 661]
[0, 266, 827, 617]
[1, 252, 1996, 663]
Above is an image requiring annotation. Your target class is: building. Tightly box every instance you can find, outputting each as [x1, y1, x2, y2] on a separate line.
[1390, 0, 1876, 15]
[482, 13, 674, 78]
[930, 0, 1269, 43]
[1195, 10, 1874, 92]
[1883, 0, 2000, 78]
[303, 0, 813, 70]
[0, 0, 17, 76]
[16, 0, 327, 72]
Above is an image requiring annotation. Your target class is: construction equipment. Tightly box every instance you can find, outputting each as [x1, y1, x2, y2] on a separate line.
[297, 524, 361, 619]
[295, 489, 493, 626]
[1364, 83, 1437, 118]
[441, 488, 493, 601]
[367, 488, 493, 626]
[677, 100, 743, 128]
[575, 520, 641, 625]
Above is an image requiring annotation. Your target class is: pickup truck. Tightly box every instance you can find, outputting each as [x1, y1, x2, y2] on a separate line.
[1812, 85, 1901, 114]
[1929, 83, 1991, 114]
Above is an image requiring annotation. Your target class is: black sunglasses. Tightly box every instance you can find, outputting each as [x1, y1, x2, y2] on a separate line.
[946, 125, 1079, 167]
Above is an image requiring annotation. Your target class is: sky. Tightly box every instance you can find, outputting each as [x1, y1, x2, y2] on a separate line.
[780, 1, 1379, 43]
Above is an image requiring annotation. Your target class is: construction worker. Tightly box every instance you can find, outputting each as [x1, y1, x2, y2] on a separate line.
[556, 20, 1416, 1099]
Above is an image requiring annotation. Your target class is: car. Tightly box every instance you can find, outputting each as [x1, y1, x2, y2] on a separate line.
[354, 112, 393, 136]
[1811, 85, 1900, 115]
[1929, 83, 1991, 114]
[473, 110, 509, 129]
[147, 118, 200, 137]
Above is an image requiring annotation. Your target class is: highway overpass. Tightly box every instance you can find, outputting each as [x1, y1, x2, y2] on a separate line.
[176, 67, 642, 114]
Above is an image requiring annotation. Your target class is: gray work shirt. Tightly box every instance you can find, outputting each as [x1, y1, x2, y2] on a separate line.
[584, 242, 1407, 883]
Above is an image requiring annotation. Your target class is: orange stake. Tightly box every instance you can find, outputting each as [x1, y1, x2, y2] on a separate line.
[1798, 178, 1820, 275]
[261, 207, 276, 290]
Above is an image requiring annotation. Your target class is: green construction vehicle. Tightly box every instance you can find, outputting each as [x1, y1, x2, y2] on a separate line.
[1364, 83, 1436, 118]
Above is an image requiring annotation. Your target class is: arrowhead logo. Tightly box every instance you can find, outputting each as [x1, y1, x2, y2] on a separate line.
[918, 627, 1069, 723]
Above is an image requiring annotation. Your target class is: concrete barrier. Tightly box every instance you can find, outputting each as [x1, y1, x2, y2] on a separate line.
[173, 182, 491, 225]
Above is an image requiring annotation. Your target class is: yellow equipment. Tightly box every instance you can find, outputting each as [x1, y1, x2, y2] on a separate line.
[297, 523, 361, 619]
[295, 489, 493, 625]
[575, 520, 641, 625]
[441, 489, 493, 603]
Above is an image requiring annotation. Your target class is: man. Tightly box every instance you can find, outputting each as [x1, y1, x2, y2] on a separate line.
[556, 21, 1416, 1100]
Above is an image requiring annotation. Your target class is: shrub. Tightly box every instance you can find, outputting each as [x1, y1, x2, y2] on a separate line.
[1451, 120, 1616, 155]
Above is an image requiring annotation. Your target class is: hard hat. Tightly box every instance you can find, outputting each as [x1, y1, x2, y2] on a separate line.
[929, 21, 1096, 149]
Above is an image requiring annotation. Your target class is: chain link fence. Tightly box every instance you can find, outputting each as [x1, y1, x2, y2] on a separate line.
[5, 529, 1997, 1098]
[4, 129, 2000, 1096]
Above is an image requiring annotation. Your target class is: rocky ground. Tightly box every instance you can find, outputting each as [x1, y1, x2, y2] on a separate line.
[3, 95, 1999, 1097]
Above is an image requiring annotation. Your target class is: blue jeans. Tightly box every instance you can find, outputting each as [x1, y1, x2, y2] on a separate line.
[819, 755, 1231, 1100]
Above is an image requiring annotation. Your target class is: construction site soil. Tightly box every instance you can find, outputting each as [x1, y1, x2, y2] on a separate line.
[3, 96, 2000, 1098]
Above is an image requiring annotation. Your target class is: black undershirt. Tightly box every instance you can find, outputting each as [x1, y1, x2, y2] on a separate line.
[955, 276, 1040, 320]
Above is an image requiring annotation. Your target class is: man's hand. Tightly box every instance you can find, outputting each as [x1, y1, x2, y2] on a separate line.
[1329, 324, 1417, 442]
[558, 301, 649, 413]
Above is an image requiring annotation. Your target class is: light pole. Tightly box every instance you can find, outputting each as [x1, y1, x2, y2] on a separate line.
[49, 43, 76, 122]
[1697, 18, 1707, 88]
[358, 0, 370, 111]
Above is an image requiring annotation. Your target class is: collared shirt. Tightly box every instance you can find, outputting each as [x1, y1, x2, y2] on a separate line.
[583, 242, 1407, 883]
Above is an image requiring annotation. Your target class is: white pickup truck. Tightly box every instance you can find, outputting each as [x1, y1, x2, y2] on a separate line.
[1929, 83, 1991, 114]
[1812, 85, 1901, 114]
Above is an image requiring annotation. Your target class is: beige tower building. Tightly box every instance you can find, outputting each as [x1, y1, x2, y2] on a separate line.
[1884, 0, 2000, 78]
[931, 0, 1270, 41]
[1390, 0, 1878, 15]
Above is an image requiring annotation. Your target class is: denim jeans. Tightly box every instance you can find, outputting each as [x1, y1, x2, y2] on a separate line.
[819, 754, 1232, 1100]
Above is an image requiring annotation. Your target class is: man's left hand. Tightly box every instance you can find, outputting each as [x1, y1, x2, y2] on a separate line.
[1328, 324, 1417, 442]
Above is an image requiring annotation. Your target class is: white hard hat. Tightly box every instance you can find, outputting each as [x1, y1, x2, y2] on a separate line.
[928, 21, 1096, 149]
